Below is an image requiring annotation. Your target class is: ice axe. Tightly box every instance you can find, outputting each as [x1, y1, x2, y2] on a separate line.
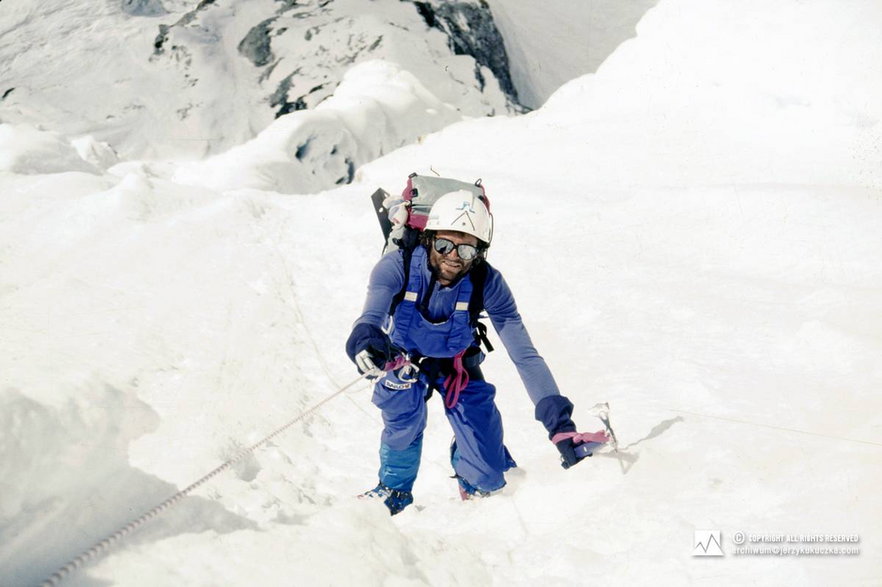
[589, 402, 619, 452]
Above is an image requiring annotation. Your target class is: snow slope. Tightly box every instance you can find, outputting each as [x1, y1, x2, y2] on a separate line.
[1, 0, 881, 585]
[170, 60, 466, 193]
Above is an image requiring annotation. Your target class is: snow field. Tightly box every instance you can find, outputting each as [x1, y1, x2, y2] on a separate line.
[1, 0, 881, 584]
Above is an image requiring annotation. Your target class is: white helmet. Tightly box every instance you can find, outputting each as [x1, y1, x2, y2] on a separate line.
[425, 190, 493, 245]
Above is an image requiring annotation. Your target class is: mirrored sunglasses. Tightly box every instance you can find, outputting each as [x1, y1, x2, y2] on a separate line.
[433, 237, 479, 261]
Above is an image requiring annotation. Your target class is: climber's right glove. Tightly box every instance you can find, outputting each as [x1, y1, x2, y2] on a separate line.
[346, 323, 396, 379]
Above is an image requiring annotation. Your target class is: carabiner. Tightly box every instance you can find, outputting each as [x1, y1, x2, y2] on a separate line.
[397, 359, 421, 383]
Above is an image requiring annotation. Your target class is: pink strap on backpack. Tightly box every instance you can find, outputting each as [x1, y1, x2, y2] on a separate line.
[401, 175, 429, 231]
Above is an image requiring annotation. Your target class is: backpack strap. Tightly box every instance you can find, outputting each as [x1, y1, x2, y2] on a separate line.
[467, 261, 494, 353]
[388, 245, 415, 317]
[467, 261, 487, 323]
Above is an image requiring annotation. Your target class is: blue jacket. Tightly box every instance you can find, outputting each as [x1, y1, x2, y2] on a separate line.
[354, 247, 563, 407]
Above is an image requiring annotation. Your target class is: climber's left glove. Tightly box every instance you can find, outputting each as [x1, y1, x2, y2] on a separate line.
[536, 395, 609, 469]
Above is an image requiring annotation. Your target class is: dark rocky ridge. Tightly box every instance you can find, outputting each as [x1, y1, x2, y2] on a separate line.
[233, 0, 522, 115]
[152, 0, 519, 119]
[412, 0, 519, 104]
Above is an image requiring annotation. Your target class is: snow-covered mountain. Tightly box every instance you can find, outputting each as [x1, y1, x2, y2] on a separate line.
[2, 0, 881, 585]
[0, 0, 514, 162]
[0, 0, 661, 194]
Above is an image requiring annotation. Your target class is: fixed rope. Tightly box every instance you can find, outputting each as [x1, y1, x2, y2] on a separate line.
[42, 374, 367, 586]
[669, 408, 882, 448]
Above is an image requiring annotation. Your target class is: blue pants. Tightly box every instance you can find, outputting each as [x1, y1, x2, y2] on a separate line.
[371, 368, 515, 493]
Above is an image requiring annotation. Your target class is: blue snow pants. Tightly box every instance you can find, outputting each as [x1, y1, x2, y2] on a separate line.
[371, 367, 515, 493]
